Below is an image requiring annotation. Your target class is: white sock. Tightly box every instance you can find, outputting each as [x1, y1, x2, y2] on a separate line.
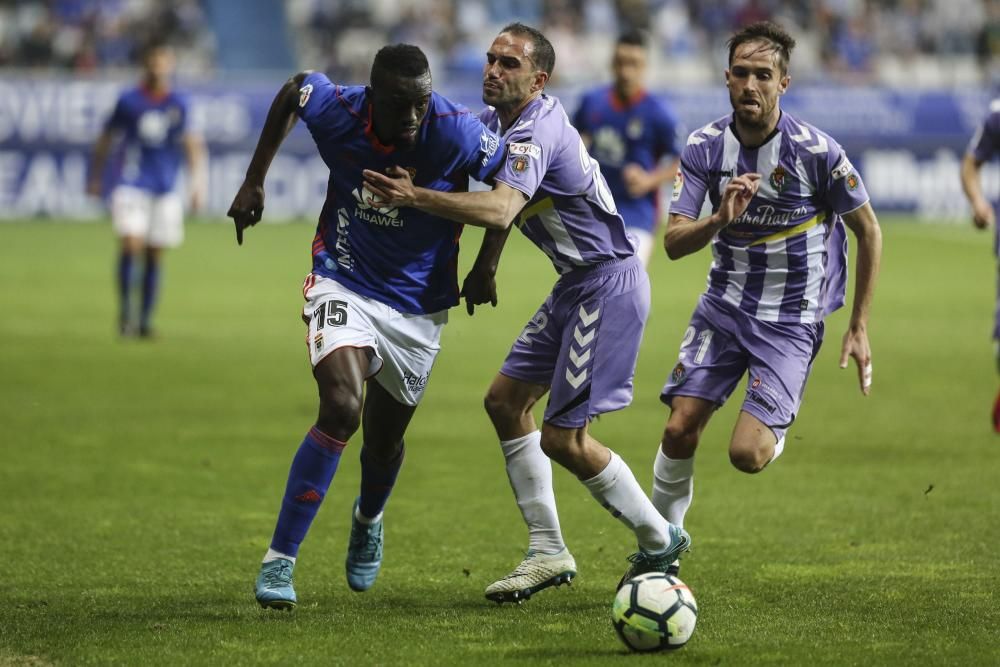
[581, 450, 671, 553]
[500, 431, 566, 554]
[652, 447, 694, 529]
[769, 436, 785, 464]
[354, 506, 383, 525]
[263, 548, 295, 564]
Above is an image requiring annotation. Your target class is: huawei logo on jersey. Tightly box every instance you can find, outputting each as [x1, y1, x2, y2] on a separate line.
[351, 185, 404, 227]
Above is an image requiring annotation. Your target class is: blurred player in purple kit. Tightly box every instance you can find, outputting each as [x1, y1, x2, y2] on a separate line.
[89, 43, 206, 338]
[650, 22, 883, 575]
[573, 30, 682, 267]
[364, 23, 689, 603]
[960, 98, 1000, 430]
[227, 45, 504, 609]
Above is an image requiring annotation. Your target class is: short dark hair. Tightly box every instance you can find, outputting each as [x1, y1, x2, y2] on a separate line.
[727, 21, 796, 74]
[371, 44, 430, 85]
[616, 29, 647, 50]
[500, 22, 555, 76]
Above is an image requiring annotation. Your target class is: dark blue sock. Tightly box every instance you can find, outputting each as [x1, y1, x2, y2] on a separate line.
[270, 427, 347, 557]
[140, 260, 160, 331]
[117, 252, 134, 327]
[358, 443, 404, 519]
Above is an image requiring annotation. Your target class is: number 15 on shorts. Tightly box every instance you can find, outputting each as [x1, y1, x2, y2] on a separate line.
[314, 300, 348, 329]
[679, 326, 713, 364]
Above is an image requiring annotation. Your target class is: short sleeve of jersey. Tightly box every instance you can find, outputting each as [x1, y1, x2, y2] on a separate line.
[493, 124, 551, 200]
[653, 100, 682, 158]
[969, 103, 1000, 163]
[571, 96, 591, 133]
[822, 141, 869, 215]
[670, 140, 710, 219]
[105, 95, 128, 131]
[295, 72, 340, 132]
[450, 111, 504, 182]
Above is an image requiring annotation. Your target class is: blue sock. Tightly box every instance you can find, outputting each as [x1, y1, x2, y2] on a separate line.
[270, 427, 347, 557]
[140, 260, 160, 331]
[117, 252, 134, 328]
[358, 443, 404, 519]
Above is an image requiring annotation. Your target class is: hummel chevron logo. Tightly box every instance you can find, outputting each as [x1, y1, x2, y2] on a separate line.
[565, 368, 587, 389]
[569, 347, 591, 368]
[573, 326, 595, 347]
[790, 123, 828, 154]
[578, 305, 600, 326]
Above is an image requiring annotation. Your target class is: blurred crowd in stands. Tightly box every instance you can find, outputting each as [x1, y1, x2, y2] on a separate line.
[1, 0, 998, 88]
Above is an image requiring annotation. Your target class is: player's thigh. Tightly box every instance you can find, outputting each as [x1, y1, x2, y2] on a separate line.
[661, 297, 747, 411]
[371, 301, 448, 408]
[545, 257, 650, 428]
[738, 320, 824, 442]
[498, 295, 561, 390]
[362, 378, 417, 451]
[111, 186, 152, 240]
[663, 395, 716, 443]
[148, 192, 184, 248]
[487, 372, 549, 414]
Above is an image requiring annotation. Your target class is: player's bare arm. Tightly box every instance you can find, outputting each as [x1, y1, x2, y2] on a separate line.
[960, 153, 996, 230]
[182, 131, 207, 212]
[839, 201, 882, 396]
[462, 227, 513, 315]
[663, 172, 761, 259]
[88, 129, 116, 196]
[363, 166, 528, 230]
[227, 71, 310, 244]
[622, 158, 679, 198]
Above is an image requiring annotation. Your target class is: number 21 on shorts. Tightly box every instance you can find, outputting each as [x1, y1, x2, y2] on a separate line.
[679, 326, 713, 364]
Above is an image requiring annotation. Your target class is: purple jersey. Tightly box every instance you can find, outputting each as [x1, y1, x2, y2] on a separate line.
[573, 86, 682, 233]
[671, 111, 870, 324]
[479, 95, 635, 274]
[297, 72, 503, 315]
[968, 99, 1000, 256]
[105, 86, 190, 194]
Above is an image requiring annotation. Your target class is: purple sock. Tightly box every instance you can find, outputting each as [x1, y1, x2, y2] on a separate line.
[358, 444, 404, 519]
[140, 260, 160, 331]
[269, 427, 347, 557]
[117, 252, 134, 327]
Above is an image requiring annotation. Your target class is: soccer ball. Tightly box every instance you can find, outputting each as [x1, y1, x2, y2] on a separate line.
[611, 572, 698, 652]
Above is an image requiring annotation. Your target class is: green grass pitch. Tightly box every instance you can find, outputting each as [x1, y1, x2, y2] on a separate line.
[1, 217, 998, 665]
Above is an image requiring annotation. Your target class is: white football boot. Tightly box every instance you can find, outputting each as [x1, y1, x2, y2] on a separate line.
[485, 548, 577, 603]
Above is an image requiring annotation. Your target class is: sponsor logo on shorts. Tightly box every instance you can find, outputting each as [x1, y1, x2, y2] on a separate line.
[748, 390, 777, 414]
[671, 362, 687, 384]
[403, 371, 430, 392]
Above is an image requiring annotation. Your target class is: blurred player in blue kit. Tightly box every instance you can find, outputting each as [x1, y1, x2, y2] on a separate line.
[573, 30, 682, 267]
[227, 45, 504, 609]
[89, 43, 206, 338]
[960, 97, 1000, 430]
[650, 22, 882, 576]
[364, 23, 690, 603]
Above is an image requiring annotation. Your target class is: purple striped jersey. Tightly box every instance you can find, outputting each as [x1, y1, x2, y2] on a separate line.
[479, 95, 635, 274]
[671, 111, 870, 324]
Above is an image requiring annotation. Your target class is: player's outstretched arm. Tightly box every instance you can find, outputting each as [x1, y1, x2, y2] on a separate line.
[960, 153, 995, 230]
[227, 72, 309, 245]
[183, 131, 207, 212]
[362, 167, 528, 230]
[663, 173, 760, 260]
[839, 201, 882, 396]
[462, 227, 513, 315]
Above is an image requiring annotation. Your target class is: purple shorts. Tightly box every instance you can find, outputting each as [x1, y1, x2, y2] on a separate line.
[501, 256, 650, 428]
[661, 294, 824, 439]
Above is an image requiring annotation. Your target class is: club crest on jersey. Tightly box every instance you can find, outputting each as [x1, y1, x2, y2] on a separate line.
[846, 173, 859, 191]
[299, 84, 313, 108]
[511, 155, 530, 173]
[627, 118, 643, 139]
[769, 165, 787, 193]
[671, 170, 684, 202]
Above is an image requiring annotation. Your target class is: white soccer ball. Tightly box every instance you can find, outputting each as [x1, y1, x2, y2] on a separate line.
[611, 572, 698, 652]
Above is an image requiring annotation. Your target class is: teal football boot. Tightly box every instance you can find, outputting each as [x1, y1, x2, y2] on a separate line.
[345, 497, 384, 592]
[617, 524, 691, 590]
[255, 558, 297, 610]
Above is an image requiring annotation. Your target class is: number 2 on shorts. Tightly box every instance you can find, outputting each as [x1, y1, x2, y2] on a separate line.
[679, 326, 713, 364]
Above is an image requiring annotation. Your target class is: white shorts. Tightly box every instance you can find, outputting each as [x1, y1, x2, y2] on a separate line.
[111, 186, 184, 248]
[302, 274, 448, 407]
[627, 227, 655, 268]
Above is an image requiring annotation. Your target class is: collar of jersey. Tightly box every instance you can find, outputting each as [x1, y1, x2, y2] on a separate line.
[364, 100, 396, 155]
[607, 87, 647, 112]
[139, 84, 170, 105]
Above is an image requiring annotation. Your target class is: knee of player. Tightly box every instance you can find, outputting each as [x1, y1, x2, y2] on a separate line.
[661, 419, 700, 455]
[728, 442, 769, 474]
[538, 430, 573, 460]
[483, 388, 519, 424]
[317, 383, 363, 434]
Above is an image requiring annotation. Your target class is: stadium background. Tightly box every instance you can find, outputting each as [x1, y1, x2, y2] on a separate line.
[2, 2, 1000, 665]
